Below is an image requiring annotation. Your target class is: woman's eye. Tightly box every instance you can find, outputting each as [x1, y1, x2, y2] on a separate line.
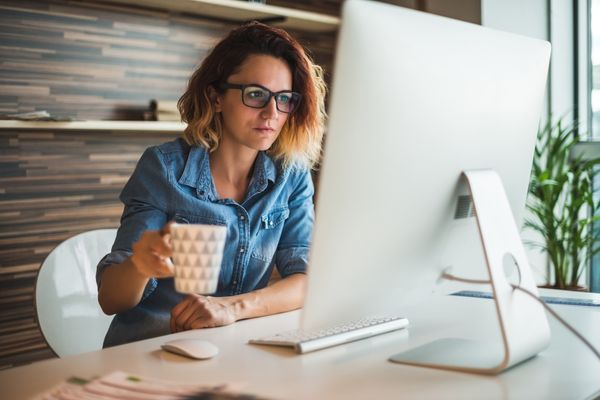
[277, 94, 291, 104]
[247, 90, 267, 99]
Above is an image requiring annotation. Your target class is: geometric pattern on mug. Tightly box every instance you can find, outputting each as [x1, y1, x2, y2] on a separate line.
[174, 264, 222, 279]
[172, 226, 227, 242]
[175, 279, 218, 295]
[171, 224, 227, 294]
[172, 253, 224, 269]
[172, 241, 225, 256]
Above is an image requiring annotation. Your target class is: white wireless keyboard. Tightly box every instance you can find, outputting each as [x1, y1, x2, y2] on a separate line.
[249, 316, 409, 353]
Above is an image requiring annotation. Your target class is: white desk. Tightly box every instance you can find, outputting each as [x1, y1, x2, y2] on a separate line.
[1, 294, 598, 399]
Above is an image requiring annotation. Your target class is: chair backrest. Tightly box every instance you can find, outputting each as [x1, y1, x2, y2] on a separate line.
[35, 229, 117, 357]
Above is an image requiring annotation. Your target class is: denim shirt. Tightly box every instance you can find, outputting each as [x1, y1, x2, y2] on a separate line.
[96, 138, 314, 347]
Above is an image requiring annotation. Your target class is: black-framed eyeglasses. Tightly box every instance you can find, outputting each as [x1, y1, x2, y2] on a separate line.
[219, 83, 302, 114]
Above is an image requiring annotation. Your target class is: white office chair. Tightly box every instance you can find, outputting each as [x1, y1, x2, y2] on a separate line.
[35, 229, 117, 357]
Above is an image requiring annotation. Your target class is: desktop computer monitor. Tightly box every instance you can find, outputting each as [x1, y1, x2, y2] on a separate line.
[300, 0, 551, 373]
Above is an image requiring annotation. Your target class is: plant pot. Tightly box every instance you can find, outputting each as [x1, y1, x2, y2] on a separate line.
[538, 284, 589, 292]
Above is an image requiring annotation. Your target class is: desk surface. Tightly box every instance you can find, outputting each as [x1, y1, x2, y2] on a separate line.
[1, 294, 598, 400]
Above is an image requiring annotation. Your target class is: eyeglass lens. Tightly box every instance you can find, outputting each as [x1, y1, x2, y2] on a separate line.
[242, 86, 300, 113]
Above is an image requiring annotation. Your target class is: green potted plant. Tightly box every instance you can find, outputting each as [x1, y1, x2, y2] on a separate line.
[525, 117, 600, 290]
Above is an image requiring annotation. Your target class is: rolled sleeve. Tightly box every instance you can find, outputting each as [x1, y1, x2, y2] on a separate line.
[275, 168, 314, 278]
[96, 249, 130, 289]
[96, 250, 159, 302]
[276, 247, 310, 277]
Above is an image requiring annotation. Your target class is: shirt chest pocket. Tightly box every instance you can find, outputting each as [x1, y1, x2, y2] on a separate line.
[260, 207, 290, 230]
[252, 207, 290, 261]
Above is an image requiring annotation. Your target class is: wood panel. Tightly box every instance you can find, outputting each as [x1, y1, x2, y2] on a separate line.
[0, 0, 335, 369]
[0, 0, 230, 120]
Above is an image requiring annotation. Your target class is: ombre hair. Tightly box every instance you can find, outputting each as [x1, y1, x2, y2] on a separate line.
[178, 22, 327, 170]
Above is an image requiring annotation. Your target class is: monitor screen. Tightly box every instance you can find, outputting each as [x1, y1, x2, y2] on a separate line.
[302, 0, 551, 332]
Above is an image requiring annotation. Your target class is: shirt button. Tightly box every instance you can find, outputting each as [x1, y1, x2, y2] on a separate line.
[240, 215, 245, 220]
[240, 248, 245, 253]
[233, 280, 237, 285]
[269, 221, 274, 227]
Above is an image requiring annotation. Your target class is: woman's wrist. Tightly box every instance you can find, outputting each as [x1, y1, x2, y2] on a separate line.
[126, 256, 154, 282]
[224, 294, 254, 322]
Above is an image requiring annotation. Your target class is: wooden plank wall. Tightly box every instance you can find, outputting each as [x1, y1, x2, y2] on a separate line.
[0, 0, 336, 120]
[0, 0, 335, 369]
[0, 0, 230, 120]
[0, 129, 178, 368]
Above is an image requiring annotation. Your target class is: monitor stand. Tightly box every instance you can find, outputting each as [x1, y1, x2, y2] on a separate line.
[389, 169, 551, 375]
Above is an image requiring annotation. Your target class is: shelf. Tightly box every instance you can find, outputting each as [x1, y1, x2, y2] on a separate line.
[0, 120, 186, 132]
[95, 0, 340, 32]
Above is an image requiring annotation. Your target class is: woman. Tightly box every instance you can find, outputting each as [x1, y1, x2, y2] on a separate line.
[96, 22, 327, 347]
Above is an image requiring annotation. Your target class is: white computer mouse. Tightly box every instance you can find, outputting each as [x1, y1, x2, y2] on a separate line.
[161, 338, 219, 360]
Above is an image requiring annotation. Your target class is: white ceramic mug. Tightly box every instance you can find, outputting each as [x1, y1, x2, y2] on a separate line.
[170, 223, 227, 294]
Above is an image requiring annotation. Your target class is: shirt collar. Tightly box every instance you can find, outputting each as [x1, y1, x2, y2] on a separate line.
[246, 151, 277, 199]
[179, 146, 277, 201]
[178, 145, 214, 200]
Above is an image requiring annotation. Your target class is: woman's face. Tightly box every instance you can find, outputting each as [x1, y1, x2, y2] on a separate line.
[215, 54, 293, 154]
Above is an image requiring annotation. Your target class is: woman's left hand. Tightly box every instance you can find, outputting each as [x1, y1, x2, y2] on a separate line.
[170, 294, 238, 332]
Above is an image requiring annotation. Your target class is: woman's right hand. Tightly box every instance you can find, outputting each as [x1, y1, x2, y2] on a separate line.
[130, 222, 174, 278]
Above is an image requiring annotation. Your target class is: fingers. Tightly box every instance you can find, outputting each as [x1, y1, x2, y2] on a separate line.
[170, 296, 189, 333]
[171, 295, 207, 332]
[130, 222, 175, 278]
[190, 318, 214, 330]
[170, 296, 237, 332]
[180, 303, 204, 331]
[131, 240, 171, 278]
[149, 254, 174, 277]
[160, 221, 175, 236]
[149, 230, 172, 257]
[171, 294, 195, 321]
